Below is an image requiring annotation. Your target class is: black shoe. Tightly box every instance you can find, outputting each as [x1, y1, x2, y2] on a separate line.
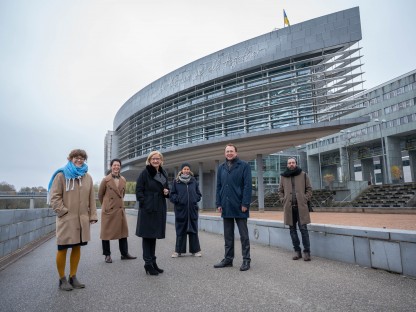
[105, 255, 112, 263]
[144, 264, 159, 275]
[240, 260, 250, 271]
[214, 259, 233, 268]
[153, 262, 164, 273]
[121, 254, 137, 260]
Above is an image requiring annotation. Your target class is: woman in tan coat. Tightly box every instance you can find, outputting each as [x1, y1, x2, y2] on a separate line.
[48, 149, 98, 291]
[99, 159, 136, 263]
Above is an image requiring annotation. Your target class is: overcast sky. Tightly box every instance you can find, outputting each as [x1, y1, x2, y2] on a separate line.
[1, 0, 415, 190]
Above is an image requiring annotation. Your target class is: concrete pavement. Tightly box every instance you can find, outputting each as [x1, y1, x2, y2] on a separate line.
[0, 213, 415, 312]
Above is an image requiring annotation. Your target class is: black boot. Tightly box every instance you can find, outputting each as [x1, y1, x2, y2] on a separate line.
[303, 252, 311, 261]
[240, 260, 250, 271]
[144, 264, 159, 275]
[292, 251, 302, 260]
[153, 262, 164, 273]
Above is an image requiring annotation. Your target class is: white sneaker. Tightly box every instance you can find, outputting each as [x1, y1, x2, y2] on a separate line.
[193, 252, 202, 257]
[171, 252, 180, 258]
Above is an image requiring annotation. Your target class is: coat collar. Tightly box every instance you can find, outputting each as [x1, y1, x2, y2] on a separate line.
[104, 173, 125, 197]
[146, 165, 167, 178]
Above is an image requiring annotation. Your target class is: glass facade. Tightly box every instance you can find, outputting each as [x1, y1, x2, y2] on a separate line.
[116, 46, 364, 161]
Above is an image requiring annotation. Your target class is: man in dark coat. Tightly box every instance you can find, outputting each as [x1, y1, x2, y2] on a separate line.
[214, 143, 252, 271]
[278, 157, 313, 261]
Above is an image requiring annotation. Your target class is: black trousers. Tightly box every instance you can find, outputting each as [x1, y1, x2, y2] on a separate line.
[102, 237, 128, 256]
[142, 238, 157, 265]
[289, 206, 310, 253]
[175, 233, 201, 254]
[223, 218, 250, 261]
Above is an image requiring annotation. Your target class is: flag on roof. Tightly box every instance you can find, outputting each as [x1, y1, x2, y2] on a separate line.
[284, 9, 290, 27]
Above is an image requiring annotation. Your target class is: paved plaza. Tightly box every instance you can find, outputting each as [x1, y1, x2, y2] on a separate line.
[0, 213, 415, 312]
[202, 211, 416, 230]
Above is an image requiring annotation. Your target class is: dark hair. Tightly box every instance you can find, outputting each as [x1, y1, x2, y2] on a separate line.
[225, 143, 237, 152]
[110, 158, 122, 166]
[67, 149, 88, 161]
[180, 162, 191, 170]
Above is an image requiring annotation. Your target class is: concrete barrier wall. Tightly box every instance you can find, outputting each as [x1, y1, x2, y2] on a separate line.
[165, 212, 416, 278]
[0, 209, 56, 258]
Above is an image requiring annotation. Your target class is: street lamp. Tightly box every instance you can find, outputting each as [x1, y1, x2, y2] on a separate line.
[296, 145, 302, 167]
[340, 130, 351, 182]
[316, 139, 323, 189]
[374, 119, 388, 184]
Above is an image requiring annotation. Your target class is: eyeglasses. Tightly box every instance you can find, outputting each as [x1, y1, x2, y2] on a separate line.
[151, 158, 161, 161]
[73, 157, 85, 161]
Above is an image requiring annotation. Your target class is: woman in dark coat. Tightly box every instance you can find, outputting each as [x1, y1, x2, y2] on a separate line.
[169, 163, 202, 258]
[135, 151, 169, 276]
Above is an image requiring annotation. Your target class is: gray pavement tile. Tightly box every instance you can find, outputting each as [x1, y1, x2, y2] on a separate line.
[0, 214, 415, 312]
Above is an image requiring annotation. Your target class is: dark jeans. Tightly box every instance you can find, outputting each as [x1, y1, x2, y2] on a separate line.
[102, 237, 128, 256]
[223, 218, 250, 261]
[289, 207, 310, 253]
[142, 238, 157, 265]
[175, 233, 201, 254]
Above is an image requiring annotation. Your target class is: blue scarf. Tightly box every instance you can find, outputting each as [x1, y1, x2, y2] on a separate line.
[47, 161, 88, 203]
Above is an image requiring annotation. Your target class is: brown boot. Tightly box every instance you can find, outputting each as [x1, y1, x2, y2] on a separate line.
[292, 251, 302, 260]
[303, 252, 311, 261]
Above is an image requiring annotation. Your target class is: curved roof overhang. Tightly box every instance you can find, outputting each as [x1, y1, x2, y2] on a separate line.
[120, 116, 369, 181]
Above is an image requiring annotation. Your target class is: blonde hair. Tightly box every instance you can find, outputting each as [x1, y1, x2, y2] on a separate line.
[146, 151, 164, 166]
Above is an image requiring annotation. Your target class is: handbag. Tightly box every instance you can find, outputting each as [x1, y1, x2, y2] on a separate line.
[304, 173, 313, 212]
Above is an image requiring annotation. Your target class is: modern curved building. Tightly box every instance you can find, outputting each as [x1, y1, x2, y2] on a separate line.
[106, 7, 369, 208]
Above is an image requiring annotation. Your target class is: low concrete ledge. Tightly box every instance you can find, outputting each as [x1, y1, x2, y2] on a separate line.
[164, 212, 416, 278]
[309, 207, 416, 214]
[125, 210, 416, 278]
[0, 208, 56, 258]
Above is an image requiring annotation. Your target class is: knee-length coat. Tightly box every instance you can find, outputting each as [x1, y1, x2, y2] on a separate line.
[135, 165, 169, 239]
[169, 176, 202, 235]
[98, 174, 129, 240]
[50, 172, 98, 245]
[278, 171, 313, 226]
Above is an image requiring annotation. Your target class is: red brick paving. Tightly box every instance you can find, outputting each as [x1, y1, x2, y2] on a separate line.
[201, 211, 416, 231]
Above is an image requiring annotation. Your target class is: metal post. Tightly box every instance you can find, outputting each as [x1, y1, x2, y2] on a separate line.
[318, 151, 322, 189]
[375, 119, 388, 184]
[317, 139, 323, 189]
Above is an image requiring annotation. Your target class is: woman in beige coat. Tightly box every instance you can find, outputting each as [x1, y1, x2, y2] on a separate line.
[99, 159, 136, 263]
[48, 149, 98, 291]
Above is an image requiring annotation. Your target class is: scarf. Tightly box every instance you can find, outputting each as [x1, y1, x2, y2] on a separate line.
[226, 157, 237, 171]
[47, 161, 89, 204]
[281, 166, 302, 177]
[178, 173, 192, 184]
